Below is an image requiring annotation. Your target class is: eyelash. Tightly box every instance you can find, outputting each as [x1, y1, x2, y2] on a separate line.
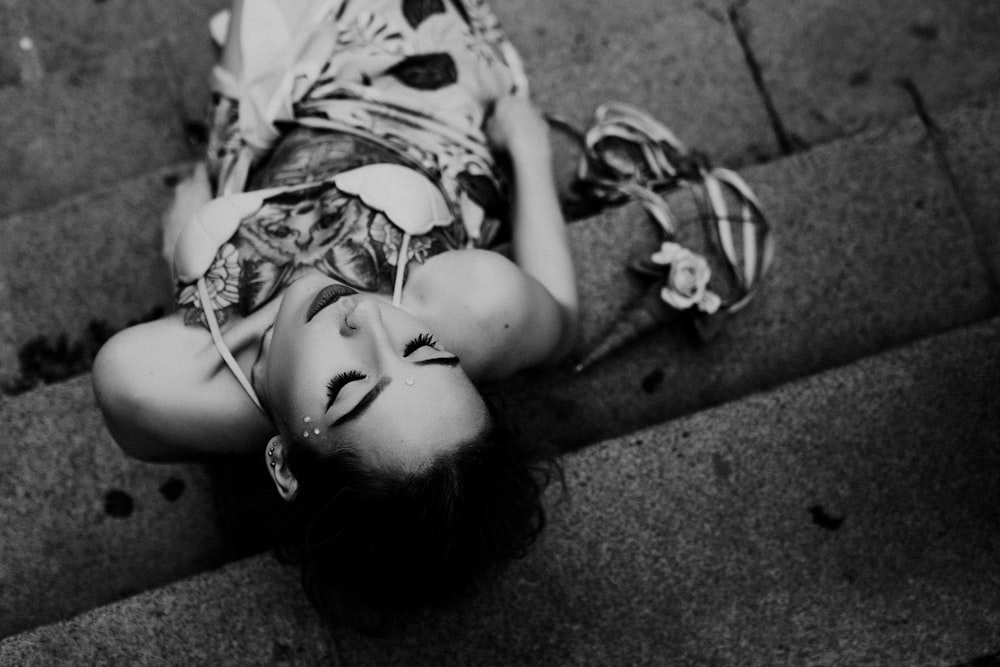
[325, 334, 437, 407]
[326, 370, 366, 405]
[403, 333, 438, 356]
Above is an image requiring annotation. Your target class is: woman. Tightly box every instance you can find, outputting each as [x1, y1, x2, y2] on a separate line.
[92, 0, 576, 629]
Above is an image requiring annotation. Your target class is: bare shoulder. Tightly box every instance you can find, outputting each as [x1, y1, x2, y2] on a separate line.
[408, 249, 576, 381]
[92, 314, 273, 461]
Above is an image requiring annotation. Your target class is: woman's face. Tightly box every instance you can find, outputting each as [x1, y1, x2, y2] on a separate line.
[252, 273, 489, 470]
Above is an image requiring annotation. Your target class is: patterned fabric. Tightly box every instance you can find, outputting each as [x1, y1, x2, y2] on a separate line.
[178, 0, 522, 325]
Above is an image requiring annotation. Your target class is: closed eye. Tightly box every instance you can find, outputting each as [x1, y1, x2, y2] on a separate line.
[326, 370, 366, 409]
[403, 333, 438, 357]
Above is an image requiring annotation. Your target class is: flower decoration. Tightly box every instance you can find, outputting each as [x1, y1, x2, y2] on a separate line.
[650, 241, 721, 314]
[569, 102, 773, 373]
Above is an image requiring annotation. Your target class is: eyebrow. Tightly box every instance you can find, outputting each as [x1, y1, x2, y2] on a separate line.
[332, 376, 392, 427]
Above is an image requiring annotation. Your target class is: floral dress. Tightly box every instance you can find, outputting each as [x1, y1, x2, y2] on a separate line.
[176, 0, 525, 326]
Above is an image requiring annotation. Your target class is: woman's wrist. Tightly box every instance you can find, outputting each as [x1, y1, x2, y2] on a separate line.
[508, 141, 554, 180]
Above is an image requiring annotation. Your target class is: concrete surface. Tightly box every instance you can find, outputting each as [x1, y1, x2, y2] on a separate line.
[739, 0, 1000, 149]
[146, 0, 231, 122]
[0, 165, 178, 390]
[3, 317, 997, 665]
[0, 376, 227, 638]
[0, 41, 191, 217]
[17, 0, 175, 75]
[2, 0, 1000, 661]
[4, 98, 995, 440]
[494, 0, 779, 197]
[937, 91, 1000, 293]
[499, 108, 997, 451]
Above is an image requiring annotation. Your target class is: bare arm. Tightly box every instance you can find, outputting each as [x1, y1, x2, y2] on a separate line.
[92, 315, 275, 461]
[486, 97, 579, 361]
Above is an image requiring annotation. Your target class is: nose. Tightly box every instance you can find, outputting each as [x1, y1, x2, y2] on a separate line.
[343, 297, 383, 333]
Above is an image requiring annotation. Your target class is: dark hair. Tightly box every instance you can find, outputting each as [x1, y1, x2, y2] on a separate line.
[275, 402, 561, 633]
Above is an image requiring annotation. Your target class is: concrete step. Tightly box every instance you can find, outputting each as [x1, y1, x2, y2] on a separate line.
[0, 375, 228, 639]
[3, 316, 997, 665]
[492, 0, 781, 195]
[4, 91, 997, 424]
[0, 0, 781, 388]
[2, 0, 999, 647]
[1, 91, 997, 638]
[1, 0, 223, 87]
[937, 93, 1000, 290]
[737, 0, 1000, 151]
[0, 0, 230, 206]
[0, 0, 777, 222]
[0, 40, 194, 219]
[498, 98, 999, 451]
[0, 164, 180, 391]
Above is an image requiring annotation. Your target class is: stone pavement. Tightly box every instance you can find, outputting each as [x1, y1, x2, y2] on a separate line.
[1, 0, 998, 664]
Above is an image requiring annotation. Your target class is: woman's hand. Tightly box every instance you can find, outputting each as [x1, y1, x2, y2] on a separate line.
[485, 96, 551, 163]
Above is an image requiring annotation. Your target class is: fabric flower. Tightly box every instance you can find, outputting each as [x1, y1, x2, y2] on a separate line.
[698, 290, 722, 314]
[652, 241, 719, 312]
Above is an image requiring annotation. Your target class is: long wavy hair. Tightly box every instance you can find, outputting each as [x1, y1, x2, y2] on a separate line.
[275, 401, 561, 633]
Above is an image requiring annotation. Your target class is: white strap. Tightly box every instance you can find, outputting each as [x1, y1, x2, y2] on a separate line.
[392, 233, 411, 308]
[198, 278, 266, 414]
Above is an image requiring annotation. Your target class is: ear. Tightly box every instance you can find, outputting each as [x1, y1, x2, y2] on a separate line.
[265, 435, 299, 501]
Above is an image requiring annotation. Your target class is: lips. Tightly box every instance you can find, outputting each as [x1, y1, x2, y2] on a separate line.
[306, 283, 358, 322]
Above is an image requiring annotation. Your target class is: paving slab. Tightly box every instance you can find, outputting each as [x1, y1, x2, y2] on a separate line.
[497, 111, 997, 451]
[0, 42, 191, 217]
[14, 0, 159, 76]
[3, 317, 998, 665]
[0, 165, 182, 390]
[935, 91, 1000, 294]
[738, 0, 1000, 149]
[0, 0, 31, 88]
[147, 0, 231, 124]
[491, 0, 778, 196]
[0, 375, 227, 639]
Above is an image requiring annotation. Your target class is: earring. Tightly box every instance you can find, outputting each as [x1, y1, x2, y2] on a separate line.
[267, 446, 275, 456]
[303, 416, 312, 423]
[405, 377, 415, 386]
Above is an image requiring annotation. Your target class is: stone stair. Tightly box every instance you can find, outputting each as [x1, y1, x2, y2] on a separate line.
[3, 318, 999, 665]
[1, 0, 998, 663]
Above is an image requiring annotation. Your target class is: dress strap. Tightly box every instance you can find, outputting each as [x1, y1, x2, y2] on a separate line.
[392, 233, 411, 308]
[197, 277, 266, 414]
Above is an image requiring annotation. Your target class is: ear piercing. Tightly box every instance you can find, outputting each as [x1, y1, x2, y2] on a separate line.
[268, 445, 276, 467]
[303, 416, 312, 423]
[405, 377, 415, 386]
